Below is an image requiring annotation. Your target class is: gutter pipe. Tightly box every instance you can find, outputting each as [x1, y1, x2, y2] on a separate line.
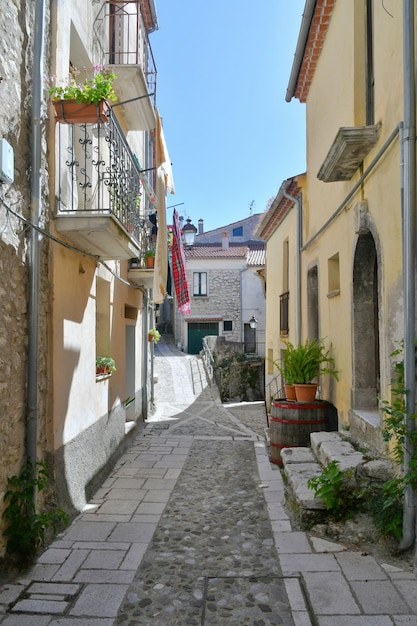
[399, 0, 416, 552]
[27, 0, 45, 473]
[285, 0, 317, 102]
[283, 186, 302, 344]
[142, 289, 149, 420]
[302, 123, 401, 250]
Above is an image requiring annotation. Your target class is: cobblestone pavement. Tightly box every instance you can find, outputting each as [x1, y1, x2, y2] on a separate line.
[1, 335, 417, 625]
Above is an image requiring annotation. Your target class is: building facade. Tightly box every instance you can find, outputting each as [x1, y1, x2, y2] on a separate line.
[260, 0, 412, 455]
[173, 217, 266, 357]
[0, 0, 173, 556]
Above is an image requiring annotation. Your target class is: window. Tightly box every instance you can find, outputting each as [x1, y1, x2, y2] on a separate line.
[232, 226, 243, 237]
[193, 272, 207, 296]
[96, 277, 111, 357]
[283, 238, 289, 292]
[223, 320, 233, 332]
[280, 291, 289, 335]
[365, 0, 374, 125]
[327, 253, 340, 296]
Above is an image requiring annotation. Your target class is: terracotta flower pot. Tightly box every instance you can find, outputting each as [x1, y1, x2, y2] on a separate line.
[53, 99, 110, 124]
[294, 383, 318, 403]
[145, 256, 155, 268]
[284, 384, 296, 402]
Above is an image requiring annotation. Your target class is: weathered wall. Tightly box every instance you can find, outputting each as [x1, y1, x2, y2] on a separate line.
[0, 0, 51, 557]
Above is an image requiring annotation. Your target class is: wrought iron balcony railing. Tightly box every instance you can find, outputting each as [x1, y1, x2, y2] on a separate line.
[56, 107, 156, 260]
[93, 0, 157, 107]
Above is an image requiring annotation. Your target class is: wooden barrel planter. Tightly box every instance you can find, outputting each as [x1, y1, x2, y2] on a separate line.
[269, 400, 328, 465]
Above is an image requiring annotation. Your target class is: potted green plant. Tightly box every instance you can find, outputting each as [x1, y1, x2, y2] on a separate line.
[144, 245, 156, 268]
[49, 65, 117, 124]
[96, 356, 116, 376]
[148, 328, 161, 343]
[273, 343, 298, 401]
[280, 339, 338, 402]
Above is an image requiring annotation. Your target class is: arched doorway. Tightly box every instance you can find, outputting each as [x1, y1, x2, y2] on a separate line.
[352, 231, 380, 409]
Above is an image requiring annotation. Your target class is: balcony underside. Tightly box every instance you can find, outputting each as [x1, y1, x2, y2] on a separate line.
[112, 65, 156, 131]
[54, 213, 140, 260]
[317, 125, 381, 182]
[127, 267, 155, 288]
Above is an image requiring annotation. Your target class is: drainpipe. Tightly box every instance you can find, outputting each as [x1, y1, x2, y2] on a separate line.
[27, 0, 45, 473]
[400, 0, 416, 551]
[142, 289, 149, 420]
[283, 187, 302, 344]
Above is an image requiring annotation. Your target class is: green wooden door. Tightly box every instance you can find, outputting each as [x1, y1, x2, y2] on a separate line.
[188, 322, 219, 354]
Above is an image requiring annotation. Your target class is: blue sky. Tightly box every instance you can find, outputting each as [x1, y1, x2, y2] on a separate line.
[151, 1, 306, 233]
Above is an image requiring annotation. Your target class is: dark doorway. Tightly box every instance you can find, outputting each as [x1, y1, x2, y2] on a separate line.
[352, 232, 380, 408]
[187, 322, 218, 355]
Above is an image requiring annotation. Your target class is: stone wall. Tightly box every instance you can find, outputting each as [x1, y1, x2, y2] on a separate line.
[189, 268, 242, 342]
[0, 0, 51, 558]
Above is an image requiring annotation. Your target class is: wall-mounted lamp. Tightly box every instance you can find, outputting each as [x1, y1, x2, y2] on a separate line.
[249, 315, 258, 329]
[182, 218, 197, 247]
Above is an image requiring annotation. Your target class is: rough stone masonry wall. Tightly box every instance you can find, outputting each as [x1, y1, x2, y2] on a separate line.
[0, 0, 51, 557]
[189, 268, 242, 343]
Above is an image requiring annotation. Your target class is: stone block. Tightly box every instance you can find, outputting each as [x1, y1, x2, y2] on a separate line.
[281, 447, 316, 465]
[284, 462, 325, 510]
[310, 431, 341, 457]
[318, 440, 365, 470]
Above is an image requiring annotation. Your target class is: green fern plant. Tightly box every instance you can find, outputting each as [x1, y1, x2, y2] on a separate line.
[277, 339, 339, 384]
[2, 461, 68, 561]
[307, 460, 359, 519]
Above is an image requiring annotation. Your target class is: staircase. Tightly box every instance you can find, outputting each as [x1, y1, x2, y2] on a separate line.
[279, 431, 395, 524]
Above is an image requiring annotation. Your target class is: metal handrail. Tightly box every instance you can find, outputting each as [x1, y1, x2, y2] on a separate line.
[201, 337, 214, 382]
[93, 0, 157, 106]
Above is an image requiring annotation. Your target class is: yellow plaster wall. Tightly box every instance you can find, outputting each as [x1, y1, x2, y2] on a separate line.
[298, 0, 405, 424]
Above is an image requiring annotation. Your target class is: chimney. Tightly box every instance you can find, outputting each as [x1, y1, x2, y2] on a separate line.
[198, 218, 204, 235]
[222, 231, 229, 251]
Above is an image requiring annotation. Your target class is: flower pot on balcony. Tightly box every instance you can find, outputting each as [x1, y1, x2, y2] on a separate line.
[145, 256, 155, 268]
[52, 99, 110, 124]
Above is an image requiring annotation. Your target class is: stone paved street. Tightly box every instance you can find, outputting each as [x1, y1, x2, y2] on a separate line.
[1, 335, 417, 624]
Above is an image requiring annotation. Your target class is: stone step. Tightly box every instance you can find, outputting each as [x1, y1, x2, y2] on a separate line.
[310, 431, 366, 471]
[280, 447, 325, 511]
[279, 432, 368, 516]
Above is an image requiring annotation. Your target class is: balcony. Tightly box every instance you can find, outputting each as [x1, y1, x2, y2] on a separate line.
[317, 125, 381, 182]
[55, 108, 156, 261]
[93, 1, 157, 131]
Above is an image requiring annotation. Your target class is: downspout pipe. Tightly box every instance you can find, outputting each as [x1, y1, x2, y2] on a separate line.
[400, 0, 416, 552]
[283, 187, 302, 344]
[27, 0, 45, 473]
[142, 290, 149, 420]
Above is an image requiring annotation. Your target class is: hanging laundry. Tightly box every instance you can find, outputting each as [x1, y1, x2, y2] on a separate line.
[171, 208, 191, 315]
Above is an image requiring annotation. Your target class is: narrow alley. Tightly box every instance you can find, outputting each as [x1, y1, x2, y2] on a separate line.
[1, 336, 417, 625]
